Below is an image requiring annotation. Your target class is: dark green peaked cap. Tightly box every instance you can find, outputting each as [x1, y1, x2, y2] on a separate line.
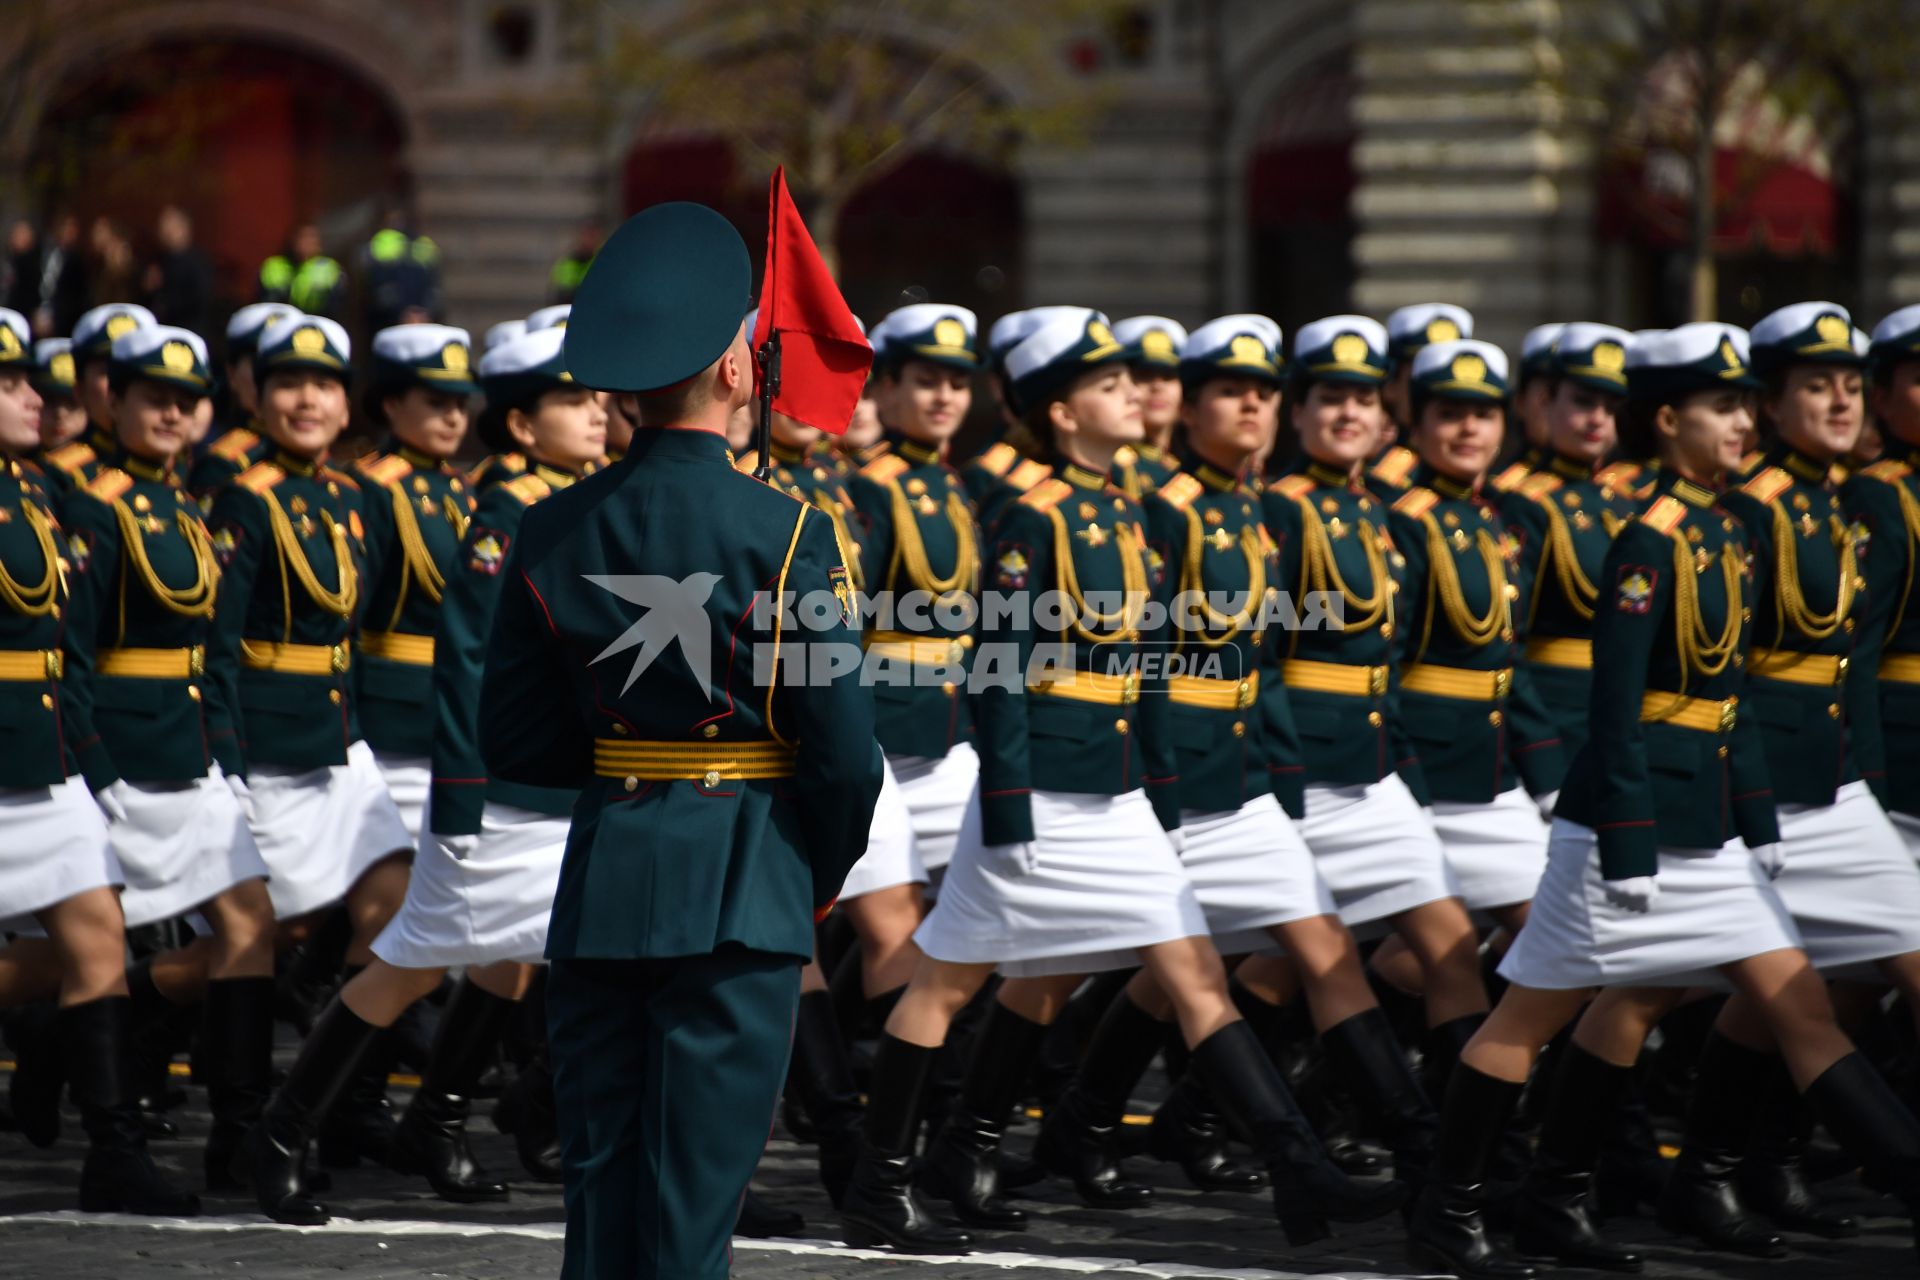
[564, 203, 753, 393]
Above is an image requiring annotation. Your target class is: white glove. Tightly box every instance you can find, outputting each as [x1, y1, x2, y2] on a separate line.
[225, 772, 252, 803]
[1534, 790, 1559, 824]
[441, 832, 482, 863]
[1751, 841, 1786, 880]
[95, 781, 130, 825]
[994, 841, 1039, 875]
[1167, 827, 1187, 857]
[1602, 876, 1660, 913]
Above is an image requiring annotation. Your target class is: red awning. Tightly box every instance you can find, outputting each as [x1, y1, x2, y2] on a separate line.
[1600, 146, 1841, 258]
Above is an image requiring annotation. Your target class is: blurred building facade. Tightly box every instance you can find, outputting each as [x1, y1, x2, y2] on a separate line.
[5, 0, 1916, 349]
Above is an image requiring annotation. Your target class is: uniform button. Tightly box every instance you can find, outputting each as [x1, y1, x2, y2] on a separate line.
[941, 681, 957, 697]
[1733, 653, 1744, 667]
[1844, 619, 1856, 632]
[329, 690, 342, 704]
[701, 723, 719, 739]
[1232, 721, 1245, 738]
[187, 685, 201, 702]
[613, 722, 629, 735]
[623, 776, 638, 792]
[1114, 719, 1129, 735]
[1367, 711, 1383, 727]
[40, 693, 52, 709]
[1828, 703, 1841, 719]
[1742, 608, 1752, 621]
[1380, 624, 1394, 639]
[1488, 711, 1503, 726]
[958, 635, 975, 650]
[702, 769, 722, 788]
[1718, 745, 1730, 759]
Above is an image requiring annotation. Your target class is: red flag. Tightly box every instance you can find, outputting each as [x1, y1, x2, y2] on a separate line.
[753, 167, 872, 435]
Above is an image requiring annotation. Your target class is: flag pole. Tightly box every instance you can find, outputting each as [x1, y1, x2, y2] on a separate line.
[754, 330, 781, 482]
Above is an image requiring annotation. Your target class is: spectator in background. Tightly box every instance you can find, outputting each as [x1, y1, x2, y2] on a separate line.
[143, 205, 214, 336]
[359, 203, 442, 330]
[548, 221, 600, 302]
[90, 216, 137, 304]
[258, 223, 347, 318]
[3, 221, 41, 317]
[38, 214, 90, 336]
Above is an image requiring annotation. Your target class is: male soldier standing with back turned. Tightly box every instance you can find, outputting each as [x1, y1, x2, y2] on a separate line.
[478, 202, 883, 1280]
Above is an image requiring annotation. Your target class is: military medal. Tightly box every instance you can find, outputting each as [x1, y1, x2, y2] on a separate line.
[1204, 509, 1224, 526]
[1078, 502, 1098, 520]
[1075, 522, 1109, 548]
[915, 493, 938, 517]
[413, 477, 429, 494]
[1327, 517, 1349, 540]
[1206, 527, 1234, 553]
[906, 478, 928, 496]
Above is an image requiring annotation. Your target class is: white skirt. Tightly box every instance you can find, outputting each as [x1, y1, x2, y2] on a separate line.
[1895, 809, 1920, 863]
[112, 765, 270, 928]
[1298, 775, 1460, 934]
[370, 750, 432, 844]
[837, 755, 927, 902]
[887, 742, 978, 873]
[0, 777, 121, 930]
[244, 740, 414, 919]
[1181, 794, 1337, 954]
[372, 799, 568, 969]
[1431, 786, 1549, 914]
[1772, 781, 1920, 975]
[915, 786, 1209, 978]
[1498, 818, 1802, 990]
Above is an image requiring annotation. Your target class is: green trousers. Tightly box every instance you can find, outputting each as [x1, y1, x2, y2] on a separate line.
[549, 948, 800, 1280]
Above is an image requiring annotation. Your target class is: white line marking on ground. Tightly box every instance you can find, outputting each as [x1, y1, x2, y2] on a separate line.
[0, 1211, 1438, 1279]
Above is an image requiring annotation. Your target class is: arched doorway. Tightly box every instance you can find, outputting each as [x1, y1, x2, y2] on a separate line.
[1245, 52, 1356, 340]
[622, 135, 1020, 328]
[29, 38, 408, 329]
[1597, 53, 1859, 327]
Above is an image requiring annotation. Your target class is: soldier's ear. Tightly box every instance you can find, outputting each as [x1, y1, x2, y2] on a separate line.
[1652, 402, 1680, 443]
[505, 405, 537, 451]
[1046, 395, 1078, 440]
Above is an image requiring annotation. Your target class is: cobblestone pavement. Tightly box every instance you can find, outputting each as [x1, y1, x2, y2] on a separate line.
[0, 1056, 1913, 1279]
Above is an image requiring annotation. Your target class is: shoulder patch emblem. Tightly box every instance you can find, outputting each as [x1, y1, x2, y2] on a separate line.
[1156, 472, 1204, 511]
[235, 462, 283, 495]
[1615, 565, 1656, 614]
[1370, 445, 1417, 486]
[859, 453, 910, 484]
[975, 442, 1018, 477]
[1019, 478, 1074, 513]
[1740, 466, 1793, 506]
[501, 474, 553, 506]
[1006, 459, 1052, 491]
[995, 545, 1030, 590]
[84, 468, 134, 504]
[1392, 487, 1440, 518]
[209, 524, 240, 566]
[1490, 461, 1532, 492]
[1638, 495, 1688, 535]
[467, 530, 507, 574]
[211, 428, 260, 462]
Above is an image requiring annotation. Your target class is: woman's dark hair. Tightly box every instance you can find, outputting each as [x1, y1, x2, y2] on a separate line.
[1616, 396, 1662, 463]
[359, 377, 407, 431]
[1018, 397, 1061, 464]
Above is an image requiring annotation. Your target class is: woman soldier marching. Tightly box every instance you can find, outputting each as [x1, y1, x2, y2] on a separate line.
[1109, 315, 1188, 501]
[1498, 323, 1641, 761]
[199, 317, 420, 1216]
[837, 308, 1404, 1255]
[1405, 323, 1920, 1280]
[1034, 313, 1439, 1207]
[239, 326, 605, 1224]
[1245, 315, 1492, 1088]
[0, 308, 198, 1215]
[350, 324, 481, 842]
[55, 324, 279, 1190]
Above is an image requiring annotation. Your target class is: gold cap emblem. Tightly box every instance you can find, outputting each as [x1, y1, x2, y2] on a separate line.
[1592, 341, 1626, 373]
[1140, 330, 1175, 360]
[291, 326, 327, 356]
[1450, 353, 1487, 384]
[160, 341, 195, 373]
[0, 327, 19, 360]
[931, 318, 967, 351]
[1815, 313, 1849, 345]
[106, 314, 138, 340]
[442, 342, 469, 373]
[50, 352, 74, 383]
[1331, 333, 1368, 366]
[1087, 320, 1115, 347]
[1227, 334, 1270, 366]
[1719, 339, 1742, 371]
[1426, 317, 1461, 344]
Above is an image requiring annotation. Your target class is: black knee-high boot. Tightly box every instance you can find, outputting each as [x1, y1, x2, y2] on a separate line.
[124, 957, 182, 1138]
[388, 979, 512, 1203]
[1026, 969, 1135, 1109]
[1033, 991, 1162, 1207]
[1193, 1019, 1407, 1245]
[1150, 1067, 1267, 1192]
[921, 976, 999, 1150]
[788, 989, 865, 1207]
[1803, 1051, 1920, 1259]
[6, 1000, 63, 1148]
[921, 1002, 1046, 1227]
[64, 996, 201, 1216]
[240, 997, 381, 1224]
[1232, 979, 1381, 1175]
[1404, 1063, 1534, 1279]
[1321, 1007, 1438, 1188]
[839, 1034, 972, 1252]
[201, 977, 276, 1192]
[1512, 1044, 1644, 1272]
[1423, 1013, 1486, 1103]
[315, 966, 397, 1169]
[1655, 1033, 1785, 1257]
[1736, 1051, 1857, 1238]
